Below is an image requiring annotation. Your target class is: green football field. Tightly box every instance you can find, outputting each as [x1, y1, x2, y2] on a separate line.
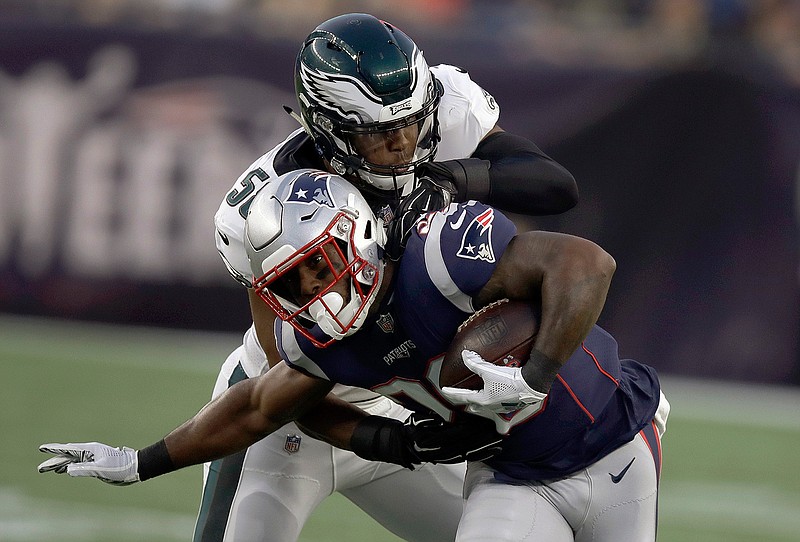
[2, 314, 799, 541]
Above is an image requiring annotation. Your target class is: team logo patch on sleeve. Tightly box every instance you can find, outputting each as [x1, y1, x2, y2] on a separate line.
[457, 208, 496, 262]
[287, 171, 335, 208]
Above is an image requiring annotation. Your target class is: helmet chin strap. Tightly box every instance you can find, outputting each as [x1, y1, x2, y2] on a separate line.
[332, 153, 411, 195]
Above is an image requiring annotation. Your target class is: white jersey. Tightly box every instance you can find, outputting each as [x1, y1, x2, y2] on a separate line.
[213, 64, 499, 397]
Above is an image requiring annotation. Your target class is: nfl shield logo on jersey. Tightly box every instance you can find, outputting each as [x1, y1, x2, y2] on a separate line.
[375, 204, 394, 224]
[284, 434, 302, 454]
[375, 313, 395, 333]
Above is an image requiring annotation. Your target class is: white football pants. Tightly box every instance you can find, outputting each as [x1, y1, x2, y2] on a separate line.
[456, 392, 669, 542]
[193, 347, 466, 542]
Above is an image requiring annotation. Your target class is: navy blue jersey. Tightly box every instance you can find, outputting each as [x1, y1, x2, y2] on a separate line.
[277, 201, 661, 480]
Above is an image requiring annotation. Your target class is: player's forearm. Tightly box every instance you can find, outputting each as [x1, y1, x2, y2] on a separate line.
[133, 378, 280, 481]
[471, 131, 578, 215]
[477, 231, 615, 392]
[296, 394, 369, 450]
[162, 377, 283, 471]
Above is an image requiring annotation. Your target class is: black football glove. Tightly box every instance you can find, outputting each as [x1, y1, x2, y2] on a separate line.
[403, 411, 503, 464]
[385, 177, 454, 261]
[415, 158, 491, 203]
[350, 411, 503, 469]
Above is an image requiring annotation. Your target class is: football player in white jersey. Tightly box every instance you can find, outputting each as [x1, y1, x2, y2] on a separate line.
[39, 13, 578, 542]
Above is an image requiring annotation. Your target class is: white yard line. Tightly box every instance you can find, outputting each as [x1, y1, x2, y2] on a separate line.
[0, 487, 194, 541]
[659, 480, 800, 539]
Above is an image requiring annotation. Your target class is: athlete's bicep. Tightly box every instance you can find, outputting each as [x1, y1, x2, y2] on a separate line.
[476, 231, 610, 304]
[249, 288, 281, 367]
[475, 230, 615, 365]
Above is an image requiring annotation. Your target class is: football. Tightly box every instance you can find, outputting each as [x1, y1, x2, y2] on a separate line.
[440, 298, 540, 390]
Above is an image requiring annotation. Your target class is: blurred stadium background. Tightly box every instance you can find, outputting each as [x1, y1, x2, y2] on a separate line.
[1, 0, 799, 540]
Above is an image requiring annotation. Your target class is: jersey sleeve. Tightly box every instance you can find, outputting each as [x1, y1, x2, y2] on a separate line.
[412, 201, 517, 313]
[431, 64, 500, 160]
[213, 147, 287, 287]
[275, 318, 334, 381]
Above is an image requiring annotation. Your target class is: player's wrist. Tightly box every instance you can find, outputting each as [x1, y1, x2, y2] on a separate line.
[351, 415, 419, 469]
[520, 349, 561, 394]
[137, 439, 175, 481]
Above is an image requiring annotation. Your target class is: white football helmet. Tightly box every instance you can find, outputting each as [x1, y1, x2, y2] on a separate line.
[245, 169, 386, 347]
[294, 13, 441, 195]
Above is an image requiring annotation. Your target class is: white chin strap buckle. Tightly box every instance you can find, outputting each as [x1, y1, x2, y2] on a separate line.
[309, 291, 344, 321]
[309, 292, 353, 339]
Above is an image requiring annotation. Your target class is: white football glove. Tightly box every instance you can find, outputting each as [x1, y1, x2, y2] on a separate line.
[441, 350, 548, 415]
[38, 442, 140, 486]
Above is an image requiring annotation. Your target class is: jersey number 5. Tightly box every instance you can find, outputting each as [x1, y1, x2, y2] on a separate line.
[226, 167, 270, 219]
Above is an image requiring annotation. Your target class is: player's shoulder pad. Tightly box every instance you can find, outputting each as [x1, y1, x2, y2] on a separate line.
[275, 318, 333, 381]
[213, 166, 267, 287]
[213, 132, 305, 287]
[431, 64, 498, 113]
[429, 66, 499, 161]
[414, 201, 516, 260]
[214, 193, 252, 287]
[430, 64, 473, 87]
[409, 201, 516, 303]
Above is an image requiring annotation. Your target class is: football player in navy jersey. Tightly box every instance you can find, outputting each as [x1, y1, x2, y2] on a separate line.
[39, 13, 578, 542]
[207, 12, 576, 542]
[40, 170, 669, 541]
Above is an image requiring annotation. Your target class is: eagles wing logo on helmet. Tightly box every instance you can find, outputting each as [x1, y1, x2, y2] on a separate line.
[299, 46, 425, 125]
[294, 14, 440, 191]
[286, 171, 336, 208]
[457, 208, 496, 263]
[299, 63, 380, 123]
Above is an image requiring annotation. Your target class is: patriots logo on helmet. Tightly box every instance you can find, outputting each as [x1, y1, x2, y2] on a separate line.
[286, 171, 336, 208]
[457, 208, 496, 262]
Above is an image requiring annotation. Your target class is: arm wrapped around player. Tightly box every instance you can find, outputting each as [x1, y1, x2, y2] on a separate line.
[350, 411, 502, 468]
[385, 177, 455, 260]
[416, 131, 578, 215]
